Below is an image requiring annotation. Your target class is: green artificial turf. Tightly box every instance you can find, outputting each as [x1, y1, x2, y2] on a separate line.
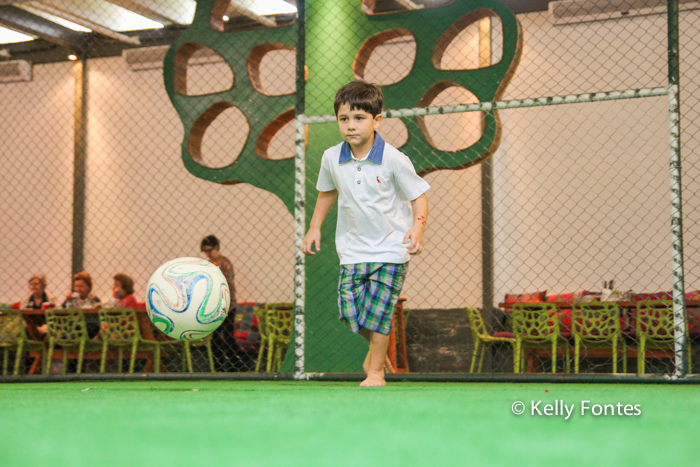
[0, 381, 697, 467]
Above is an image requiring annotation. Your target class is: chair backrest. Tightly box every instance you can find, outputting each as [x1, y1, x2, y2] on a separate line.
[465, 307, 488, 338]
[254, 306, 270, 340]
[636, 300, 675, 342]
[0, 310, 27, 342]
[45, 308, 89, 343]
[572, 302, 621, 339]
[266, 304, 293, 342]
[98, 308, 142, 342]
[512, 303, 560, 342]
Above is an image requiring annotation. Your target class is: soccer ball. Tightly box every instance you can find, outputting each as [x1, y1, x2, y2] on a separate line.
[146, 257, 230, 340]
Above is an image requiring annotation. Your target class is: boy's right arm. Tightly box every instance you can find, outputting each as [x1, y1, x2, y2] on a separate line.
[302, 189, 338, 255]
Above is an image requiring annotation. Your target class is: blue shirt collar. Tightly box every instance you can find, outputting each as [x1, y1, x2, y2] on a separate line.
[339, 132, 385, 164]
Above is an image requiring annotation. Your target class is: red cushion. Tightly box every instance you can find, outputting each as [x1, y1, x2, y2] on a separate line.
[492, 331, 514, 338]
[504, 290, 547, 304]
[636, 291, 673, 301]
[547, 293, 574, 303]
[557, 310, 572, 334]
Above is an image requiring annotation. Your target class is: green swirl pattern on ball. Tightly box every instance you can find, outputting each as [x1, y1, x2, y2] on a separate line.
[151, 315, 174, 334]
[180, 329, 214, 340]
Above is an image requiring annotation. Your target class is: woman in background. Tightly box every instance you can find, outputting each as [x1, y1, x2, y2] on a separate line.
[201, 235, 238, 371]
[21, 274, 57, 309]
[62, 271, 101, 309]
[109, 273, 139, 308]
[62, 271, 101, 338]
[201, 235, 236, 304]
[20, 274, 57, 339]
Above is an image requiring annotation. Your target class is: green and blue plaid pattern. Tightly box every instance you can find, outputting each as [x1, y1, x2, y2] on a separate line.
[337, 262, 408, 336]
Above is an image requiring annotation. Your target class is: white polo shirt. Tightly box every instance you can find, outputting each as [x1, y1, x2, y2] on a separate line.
[316, 133, 430, 265]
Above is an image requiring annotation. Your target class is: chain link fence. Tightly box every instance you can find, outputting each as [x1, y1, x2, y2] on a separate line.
[0, 0, 696, 379]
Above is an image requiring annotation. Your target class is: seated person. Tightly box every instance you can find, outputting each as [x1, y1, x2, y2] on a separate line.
[200, 235, 236, 304]
[22, 274, 58, 309]
[201, 235, 238, 371]
[62, 271, 101, 338]
[21, 273, 57, 337]
[62, 271, 101, 309]
[108, 273, 139, 308]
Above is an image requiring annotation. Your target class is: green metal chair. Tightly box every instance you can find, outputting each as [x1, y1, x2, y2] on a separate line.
[512, 303, 570, 373]
[45, 308, 102, 374]
[465, 307, 518, 373]
[0, 309, 45, 375]
[266, 304, 293, 373]
[254, 303, 293, 372]
[184, 333, 215, 373]
[636, 300, 691, 374]
[572, 302, 627, 374]
[254, 305, 270, 372]
[98, 308, 183, 373]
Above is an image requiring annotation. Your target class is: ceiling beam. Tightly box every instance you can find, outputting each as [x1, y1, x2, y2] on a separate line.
[26, 2, 140, 45]
[395, 0, 424, 10]
[105, 0, 194, 25]
[0, 5, 82, 48]
[499, 0, 550, 14]
[227, 1, 276, 27]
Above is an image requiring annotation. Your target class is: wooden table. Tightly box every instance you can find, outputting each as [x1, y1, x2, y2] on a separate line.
[20, 307, 160, 374]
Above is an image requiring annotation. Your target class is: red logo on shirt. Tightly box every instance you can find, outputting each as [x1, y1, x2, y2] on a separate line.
[377, 176, 381, 183]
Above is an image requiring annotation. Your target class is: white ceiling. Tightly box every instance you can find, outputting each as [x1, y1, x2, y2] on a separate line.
[0, 0, 298, 45]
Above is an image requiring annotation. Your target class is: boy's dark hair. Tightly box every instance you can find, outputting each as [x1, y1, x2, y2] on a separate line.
[334, 81, 383, 117]
[201, 235, 220, 251]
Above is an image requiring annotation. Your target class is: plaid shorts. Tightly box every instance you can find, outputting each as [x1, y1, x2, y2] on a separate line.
[337, 262, 408, 336]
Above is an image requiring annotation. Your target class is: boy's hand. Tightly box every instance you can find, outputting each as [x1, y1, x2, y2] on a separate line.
[302, 228, 321, 256]
[403, 226, 424, 255]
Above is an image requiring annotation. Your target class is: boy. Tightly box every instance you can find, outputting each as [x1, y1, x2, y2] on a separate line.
[302, 81, 429, 387]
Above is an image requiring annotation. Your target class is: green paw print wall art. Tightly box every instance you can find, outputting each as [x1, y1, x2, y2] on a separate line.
[164, 0, 522, 371]
[164, 0, 521, 211]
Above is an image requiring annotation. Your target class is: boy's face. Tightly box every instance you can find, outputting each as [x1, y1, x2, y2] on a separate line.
[336, 103, 382, 154]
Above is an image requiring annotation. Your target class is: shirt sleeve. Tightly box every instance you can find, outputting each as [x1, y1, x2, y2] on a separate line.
[316, 150, 337, 192]
[118, 295, 139, 308]
[392, 152, 430, 201]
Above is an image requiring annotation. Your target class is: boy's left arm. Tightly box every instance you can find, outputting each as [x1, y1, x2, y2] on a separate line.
[404, 193, 428, 255]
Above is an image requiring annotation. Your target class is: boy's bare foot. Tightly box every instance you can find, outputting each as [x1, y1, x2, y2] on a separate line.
[360, 370, 386, 387]
[363, 351, 371, 374]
